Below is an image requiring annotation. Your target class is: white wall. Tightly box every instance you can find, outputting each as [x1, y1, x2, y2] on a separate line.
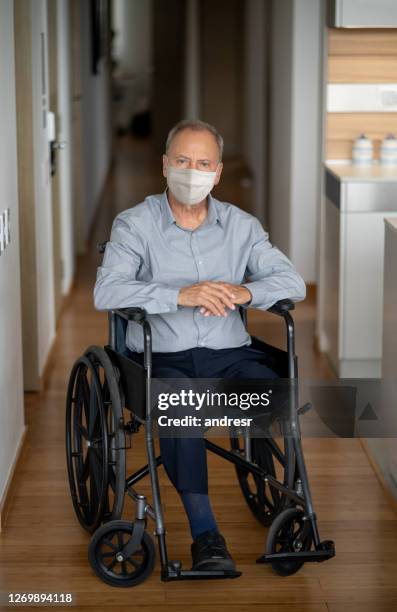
[57, 0, 75, 294]
[0, 0, 26, 506]
[80, 0, 113, 244]
[290, 0, 324, 282]
[243, 0, 268, 225]
[269, 0, 293, 256]
[269, 0, 325, 282]
[366, 221, 397, 500]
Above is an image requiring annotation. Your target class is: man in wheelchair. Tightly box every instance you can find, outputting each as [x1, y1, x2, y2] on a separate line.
[93, 119, 306, 573]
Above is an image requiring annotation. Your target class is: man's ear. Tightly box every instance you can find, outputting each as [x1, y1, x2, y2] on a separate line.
[214, 162, 223, 186]
[162, 154, 168, 178]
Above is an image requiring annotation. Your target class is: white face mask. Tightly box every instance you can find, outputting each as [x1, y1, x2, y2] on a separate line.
[166, 166, 217, 205]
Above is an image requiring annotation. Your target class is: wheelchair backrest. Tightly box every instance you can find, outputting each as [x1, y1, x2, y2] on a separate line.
[113, 313, 132, 357]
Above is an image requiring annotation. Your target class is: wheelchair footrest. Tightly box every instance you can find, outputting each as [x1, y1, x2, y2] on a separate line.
[162, 561, 242, 581]
[257, 540, 335, 564]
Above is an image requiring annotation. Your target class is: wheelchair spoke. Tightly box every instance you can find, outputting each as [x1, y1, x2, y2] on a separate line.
[265, 437, 285, 467]
[78, 424, 89, 439]
[89, 451, 103, 516]
[104, 557, 118, 571]
[72, 381, 91, 510]
[88, 384, 99, 439]
[90, 443, 104, 457]
[231, 434, 284, 526]
[82, 453, 90, 481]
[102, 538, 118, 552]
[89, 469, 99, 513]
[126, 558, 140, 570]
[81, 372, 91, 429]
[89, 448, 103, 490]
[73, 377, 85, 446]
[101, 551, 116, 558]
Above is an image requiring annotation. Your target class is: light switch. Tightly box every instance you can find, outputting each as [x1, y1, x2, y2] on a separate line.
[47, 111, 56, 142]
[380, 88, 397, 108]
[4, 208, 10, 246]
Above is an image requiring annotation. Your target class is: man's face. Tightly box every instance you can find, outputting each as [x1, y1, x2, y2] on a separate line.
[162, 128, 223, 186]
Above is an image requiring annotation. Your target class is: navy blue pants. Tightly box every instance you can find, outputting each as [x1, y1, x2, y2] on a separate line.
[130, 345, 278, 494]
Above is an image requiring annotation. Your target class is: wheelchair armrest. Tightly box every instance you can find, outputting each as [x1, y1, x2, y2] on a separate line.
[268, 299, 295, 317]
[114, 307, 147, 323]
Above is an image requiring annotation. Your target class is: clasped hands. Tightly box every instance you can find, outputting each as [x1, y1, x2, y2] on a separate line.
[178, 281, 252, 317]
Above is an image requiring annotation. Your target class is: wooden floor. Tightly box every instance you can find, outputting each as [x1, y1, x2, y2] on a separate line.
[1, 137, 397, 611]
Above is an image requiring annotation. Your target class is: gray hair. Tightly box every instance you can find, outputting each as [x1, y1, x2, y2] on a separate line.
[165, 119, 224, 161]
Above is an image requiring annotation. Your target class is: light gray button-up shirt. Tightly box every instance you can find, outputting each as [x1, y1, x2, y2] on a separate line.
[94, 192, 306, 353]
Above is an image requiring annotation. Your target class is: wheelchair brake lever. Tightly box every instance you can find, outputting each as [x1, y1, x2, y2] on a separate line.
[297, 402, 312, 416]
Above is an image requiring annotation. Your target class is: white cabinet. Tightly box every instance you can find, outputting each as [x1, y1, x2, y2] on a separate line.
[382, 219, 397, 380]
[365, 219, 397, 500]
[318, 165, 397, 377]
[327, 0, 397, 28]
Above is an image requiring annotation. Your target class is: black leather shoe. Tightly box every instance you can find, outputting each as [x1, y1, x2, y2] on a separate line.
[191, 530, 236, 571]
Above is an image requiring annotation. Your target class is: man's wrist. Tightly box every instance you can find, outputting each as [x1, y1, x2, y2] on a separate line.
[240, 286, 252, 305]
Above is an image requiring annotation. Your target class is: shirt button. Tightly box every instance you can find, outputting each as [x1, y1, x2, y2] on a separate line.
[198, 260, 202, 265]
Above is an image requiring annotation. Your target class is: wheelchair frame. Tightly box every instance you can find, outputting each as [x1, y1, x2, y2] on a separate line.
[66, 246, 335, 586]
[101, 300, 334, 581]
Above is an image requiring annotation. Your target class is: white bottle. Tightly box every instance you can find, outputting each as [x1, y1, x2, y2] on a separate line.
[352, 134, 373, 165]
[380, 134, 397, 166]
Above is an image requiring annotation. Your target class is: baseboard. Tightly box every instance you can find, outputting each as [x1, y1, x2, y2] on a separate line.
[360, 438, 397, 516]
[0, 425, 28, 531]
[306, 282, 316, 301]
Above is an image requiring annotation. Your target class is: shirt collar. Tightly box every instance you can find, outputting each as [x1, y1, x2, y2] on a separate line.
[159, 190, 222, 232]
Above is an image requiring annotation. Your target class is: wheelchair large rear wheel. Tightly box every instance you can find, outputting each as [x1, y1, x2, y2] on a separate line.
[230, 434, 295, 526]
[85, 346, 126, 523]
[66, 346, 126, 533]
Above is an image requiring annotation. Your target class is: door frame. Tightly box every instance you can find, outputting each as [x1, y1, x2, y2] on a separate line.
[47, 0, 63, 321]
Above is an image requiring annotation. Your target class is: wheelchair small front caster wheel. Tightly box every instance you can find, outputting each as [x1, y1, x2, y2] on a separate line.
[88, 520, 156, 587]
[265, 507, 312, 576]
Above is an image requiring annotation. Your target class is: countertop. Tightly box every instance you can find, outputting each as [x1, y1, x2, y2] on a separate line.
[385, 217, 397, 234]
[326, 161, 397, 183]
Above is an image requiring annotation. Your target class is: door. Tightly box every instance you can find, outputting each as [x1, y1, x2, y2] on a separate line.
[47, 0, 63, 319]
[31, 0, 56, 376]
[48, 0, 75, 316]
[15, 0, 56, 389]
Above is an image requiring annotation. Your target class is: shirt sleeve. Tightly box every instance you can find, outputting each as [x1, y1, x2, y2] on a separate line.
[241, 218, 306, 310]
[93, 213, 180, 314]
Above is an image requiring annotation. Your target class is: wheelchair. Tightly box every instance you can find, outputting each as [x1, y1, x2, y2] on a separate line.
[65, 243, 335, 588]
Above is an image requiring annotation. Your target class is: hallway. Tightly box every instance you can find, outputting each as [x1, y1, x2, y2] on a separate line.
[1, 137, 397, 611]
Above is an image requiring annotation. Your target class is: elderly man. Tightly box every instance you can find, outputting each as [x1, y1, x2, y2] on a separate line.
[94, 119, 306, 572]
